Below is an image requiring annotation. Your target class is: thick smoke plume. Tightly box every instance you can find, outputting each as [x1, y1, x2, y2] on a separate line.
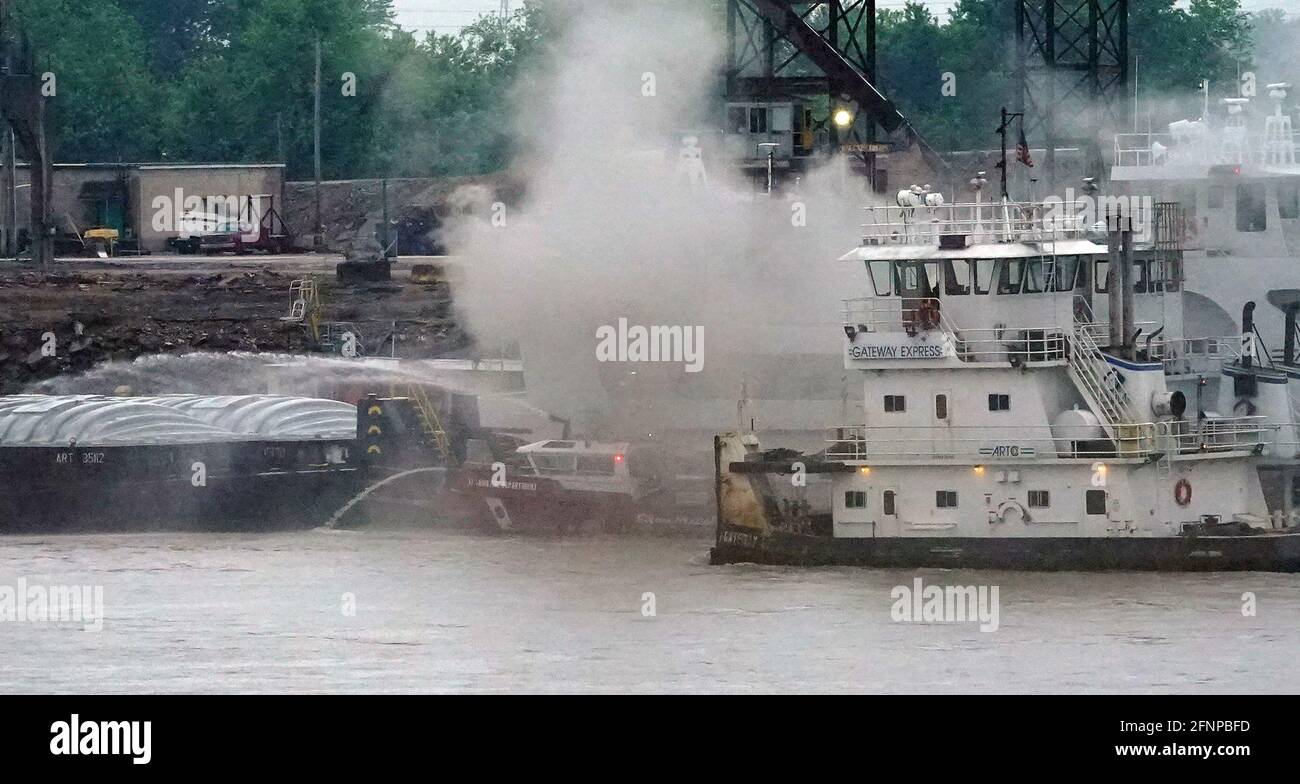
[444, 0, 876, 439]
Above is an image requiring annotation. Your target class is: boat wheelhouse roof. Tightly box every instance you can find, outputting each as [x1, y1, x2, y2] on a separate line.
[839, 238, 1108, 262]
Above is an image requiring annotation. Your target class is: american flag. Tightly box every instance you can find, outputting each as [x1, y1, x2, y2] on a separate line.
[1016, 126, 1034, 167]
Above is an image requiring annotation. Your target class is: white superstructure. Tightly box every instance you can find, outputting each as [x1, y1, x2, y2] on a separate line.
[712, 190, 1300, 570]
[1111, 87, 1300, 355]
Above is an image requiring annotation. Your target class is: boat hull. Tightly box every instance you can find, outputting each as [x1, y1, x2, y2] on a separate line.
[0, 469, 375, 533]
[442, 466, 711, 534]
[710, 524, 1300, 571]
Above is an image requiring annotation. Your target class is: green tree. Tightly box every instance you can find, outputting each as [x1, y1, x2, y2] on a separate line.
[114, 0, 226, 74]
[159, 0, 398, 175]
[13, 0, 163, 162]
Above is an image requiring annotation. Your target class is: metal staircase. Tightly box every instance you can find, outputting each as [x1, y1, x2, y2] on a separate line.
[281, 279, 322, 342]
[1065, 317, 1134, 443]
[393, 383, 455, 465]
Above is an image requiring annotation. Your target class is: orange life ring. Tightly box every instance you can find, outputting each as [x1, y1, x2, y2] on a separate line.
[1174, 478, 1192, 507]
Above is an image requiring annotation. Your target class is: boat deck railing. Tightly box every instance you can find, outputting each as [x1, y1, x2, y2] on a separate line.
[843, 297, 1095, 364]
[826, 417, 1270, 462]
[860, 200, 1094, 246]
[844, 297, 1204, 368]
[1114, 131, 1300, 168]
[1149, 336, 1243, 375]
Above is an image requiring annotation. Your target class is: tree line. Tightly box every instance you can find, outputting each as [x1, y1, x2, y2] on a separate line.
[9, 0, 1289, 178]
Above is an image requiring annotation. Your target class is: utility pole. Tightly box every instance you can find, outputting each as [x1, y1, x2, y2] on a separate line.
[276, 111, 284, 165]
[1, 126, 13, 259]
[313, 31, 323, 248]
[996, 107, 1024, 201]
[0, 3, 50, 269]
[0, 0, 13, 259]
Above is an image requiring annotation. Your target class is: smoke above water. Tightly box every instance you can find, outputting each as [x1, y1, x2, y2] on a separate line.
[443, 0, 877, 437]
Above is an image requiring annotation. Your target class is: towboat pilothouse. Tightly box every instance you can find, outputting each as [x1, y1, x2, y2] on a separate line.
[711, 194, 1300, 571]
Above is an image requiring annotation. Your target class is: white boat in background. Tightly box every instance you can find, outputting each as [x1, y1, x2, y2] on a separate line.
[1111, 83, 1300, 355]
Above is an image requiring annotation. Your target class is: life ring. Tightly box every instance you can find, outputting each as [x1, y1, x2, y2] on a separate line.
[1174, 478, 1192, 507]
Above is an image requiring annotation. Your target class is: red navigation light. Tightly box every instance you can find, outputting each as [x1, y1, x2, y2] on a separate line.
[614, 454, 625, 464]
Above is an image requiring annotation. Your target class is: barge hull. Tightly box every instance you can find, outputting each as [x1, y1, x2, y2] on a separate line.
[0, 470, 372, 533]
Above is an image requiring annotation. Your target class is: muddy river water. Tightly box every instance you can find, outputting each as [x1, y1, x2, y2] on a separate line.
[1, 528, 1297, 693]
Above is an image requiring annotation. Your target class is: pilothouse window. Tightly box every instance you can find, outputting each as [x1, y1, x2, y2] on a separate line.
[1132, 259, 1151, 294]
[1054, 255, 1083, 291]
[894, 261, 938, 298]
[1094, 260, 1109, 294]
[1236, 183, 1266, 232]
[998, 260, 1022, 294]
[942, 259, 971, 295]
[1279, 183, 1299, 220]
[1022, 257, 1047, 294]
[868, 261, 893, 296]
[532, 454, 577, 475]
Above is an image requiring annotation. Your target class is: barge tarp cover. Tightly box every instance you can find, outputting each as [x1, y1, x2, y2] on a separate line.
[0, 395, 357, 446]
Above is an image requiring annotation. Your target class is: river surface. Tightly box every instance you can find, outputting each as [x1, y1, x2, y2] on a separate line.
[1, 528, 1297, 694]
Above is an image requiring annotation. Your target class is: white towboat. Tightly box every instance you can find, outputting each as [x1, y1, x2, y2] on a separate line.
[711, 194, 1300, 571]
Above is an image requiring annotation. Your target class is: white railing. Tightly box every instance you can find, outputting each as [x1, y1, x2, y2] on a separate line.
[843, 297, 1075, 364]
[861, 200, 1094, 246]
[1114, 131, 1300, 168]
[826, 417, 1270, 462]
[1149, 336, 1242, 375]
